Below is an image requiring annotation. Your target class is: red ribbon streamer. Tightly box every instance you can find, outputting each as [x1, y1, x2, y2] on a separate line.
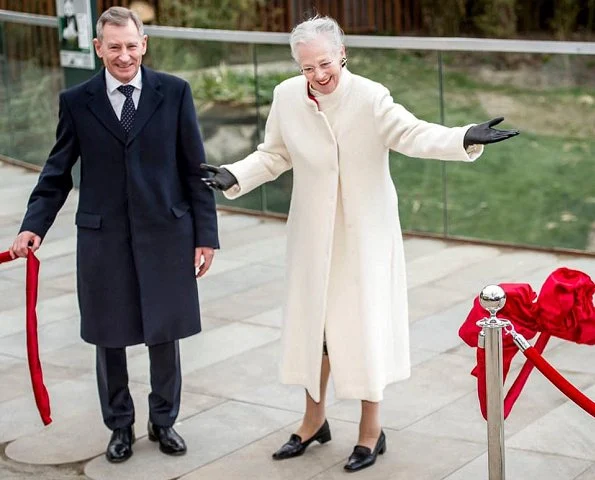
[0, 250, 52, 425]
[460, 268, 595, 420]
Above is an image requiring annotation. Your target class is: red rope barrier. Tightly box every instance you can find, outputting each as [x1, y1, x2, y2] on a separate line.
[476, 333, 551, 420]
[0, 250, 52, 425]
[523, 345, 595, 417]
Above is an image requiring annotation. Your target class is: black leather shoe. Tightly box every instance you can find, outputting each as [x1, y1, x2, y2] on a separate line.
[344, 430, 386, 472]
[272, 419, 331, 460]
[106, 426, 135, 463]
[148, 421, 187, 455]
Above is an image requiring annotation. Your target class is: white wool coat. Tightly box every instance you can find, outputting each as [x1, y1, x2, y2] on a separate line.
[223, 69, 482, 402]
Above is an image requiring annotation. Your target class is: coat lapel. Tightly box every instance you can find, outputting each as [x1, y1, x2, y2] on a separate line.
[126, 66, 163, 145]
[86, 70, 127, 144]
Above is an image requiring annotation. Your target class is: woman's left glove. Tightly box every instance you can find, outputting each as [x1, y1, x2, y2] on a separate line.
[463, 117, 519, 148]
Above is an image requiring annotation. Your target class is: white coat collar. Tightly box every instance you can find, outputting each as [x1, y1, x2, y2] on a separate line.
[305, 68, 353, 110]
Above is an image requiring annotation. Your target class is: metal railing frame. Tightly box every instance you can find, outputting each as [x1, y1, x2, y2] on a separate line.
[1, 9, 595, 54]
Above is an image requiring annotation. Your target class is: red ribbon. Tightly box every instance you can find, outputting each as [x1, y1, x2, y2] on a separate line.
[460, 268, 595, 420]
[0, 250, 52, 425]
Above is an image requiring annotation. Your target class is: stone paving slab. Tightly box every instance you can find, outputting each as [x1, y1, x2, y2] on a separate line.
[0, 377, 102, 443]
[0, 253, 77, 282]
[575, 465, 595, 479]
[218, 220, 286, 249]
[179, 420, 348, 480]
[200, 280, 285, 321]
[327, 353, 476, 430]
[402, 237, 448, 261]
[182, 341, 338, 412]
[220, 235, 286, 265]
[197, 263, 284, 303]
[35, 237, 78, 261]
[0, 293, 79, 337]
[443, 448, 592, 480]
[433, 250, 558, 295]
[127, 322, 280, 384]
[178, 419, 486, 480]
[406, 244, 501, 289]
[0, 317, 80, 358]
[506, 384, 595, 461]
[5, 388, 222, 465]
[0, 358, 84, 404]
[546, 343, 595, 375]
[0, 282, 70, 312]
[36, 271, 77, 293]
[407, 283, 472, 323]
[83, 401, 300, 480]
[240, 307, 282, 328]
[307, 427, 487, 480]
[409, 300, 477, 356]
[404, 367, 595, 444]
[216, 212, 263, 232]
[38, 342, 99, 374]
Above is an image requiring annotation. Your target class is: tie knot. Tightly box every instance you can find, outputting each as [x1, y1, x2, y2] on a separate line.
[117, 85, 135, 98]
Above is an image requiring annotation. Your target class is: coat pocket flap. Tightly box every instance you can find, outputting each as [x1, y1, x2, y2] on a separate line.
[75, 212, 102, 229]
[171, 201, 190, 218]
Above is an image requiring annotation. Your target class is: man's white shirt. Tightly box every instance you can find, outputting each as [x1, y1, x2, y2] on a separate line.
[105, 69, 142, 120]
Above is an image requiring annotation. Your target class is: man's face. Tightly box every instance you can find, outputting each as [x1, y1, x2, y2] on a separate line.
[93, 19, 147, 84]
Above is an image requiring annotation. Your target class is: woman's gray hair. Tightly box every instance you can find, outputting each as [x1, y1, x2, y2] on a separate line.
[289, 16, 344, 62]
[96, 7, 144, 41]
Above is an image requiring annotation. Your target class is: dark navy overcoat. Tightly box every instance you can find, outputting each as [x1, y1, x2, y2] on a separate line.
[20, 66, 219, 347]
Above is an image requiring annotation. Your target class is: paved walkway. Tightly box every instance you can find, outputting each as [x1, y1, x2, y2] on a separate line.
[0, 161, 594, 480]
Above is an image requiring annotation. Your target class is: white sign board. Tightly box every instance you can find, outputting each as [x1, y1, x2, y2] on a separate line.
[56, 0, 95, 69]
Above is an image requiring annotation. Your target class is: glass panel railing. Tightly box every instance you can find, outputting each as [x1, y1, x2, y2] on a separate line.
[146, 39, 265, 212]
[0, 21, 63, 166]
[442, 51, 595, 251]
[252, 43, 295, 215]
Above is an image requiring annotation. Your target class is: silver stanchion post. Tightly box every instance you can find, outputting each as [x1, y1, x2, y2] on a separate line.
[477, 285, 508, 480]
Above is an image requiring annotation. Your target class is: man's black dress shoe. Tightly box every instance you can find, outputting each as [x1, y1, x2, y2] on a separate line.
[272, 419, 331, 460]
[344, 430, 386, 472]
[106, 426, 135, 463]
[148, 421, 187, 455]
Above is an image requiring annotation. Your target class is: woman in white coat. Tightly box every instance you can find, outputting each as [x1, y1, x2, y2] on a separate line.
[202, 16, 518, 472]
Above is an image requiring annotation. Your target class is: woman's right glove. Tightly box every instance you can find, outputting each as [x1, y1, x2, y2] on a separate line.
[200, 164, 238, 191]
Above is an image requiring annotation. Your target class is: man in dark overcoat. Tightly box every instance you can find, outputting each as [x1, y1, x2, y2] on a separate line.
[9, 6, 219, 463]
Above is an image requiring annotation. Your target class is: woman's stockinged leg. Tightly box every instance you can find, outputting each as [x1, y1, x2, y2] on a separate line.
[295, 353, 330, 440]
[358, 400, 382, 449]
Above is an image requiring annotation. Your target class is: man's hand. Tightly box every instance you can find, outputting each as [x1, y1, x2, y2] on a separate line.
[10, 231, 42, 259]
[200, 164, 238, 191]
[195, 247, 215, 278]
[463, 117, 519, 149]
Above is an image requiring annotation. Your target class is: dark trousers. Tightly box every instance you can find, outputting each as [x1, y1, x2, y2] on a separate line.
[96, 340, 181, 430]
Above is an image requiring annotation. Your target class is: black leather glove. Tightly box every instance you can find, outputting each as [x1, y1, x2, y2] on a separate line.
[463, 117, 519, 149]
[200, 164, 239, 191]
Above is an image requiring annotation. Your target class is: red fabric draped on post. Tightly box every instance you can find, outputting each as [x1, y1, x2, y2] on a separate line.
[459, 267, 595, 420]
[0, 250, 52, 425]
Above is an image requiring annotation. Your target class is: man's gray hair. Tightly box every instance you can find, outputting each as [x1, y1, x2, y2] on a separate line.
[96, 6, 144, 41]
[289, 16, 344, 62]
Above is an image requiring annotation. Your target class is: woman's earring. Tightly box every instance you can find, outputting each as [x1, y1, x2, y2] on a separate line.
[341, 57, 347, 67]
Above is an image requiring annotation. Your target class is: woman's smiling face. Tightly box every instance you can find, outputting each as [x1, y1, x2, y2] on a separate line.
[296, 34, 345, 94]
